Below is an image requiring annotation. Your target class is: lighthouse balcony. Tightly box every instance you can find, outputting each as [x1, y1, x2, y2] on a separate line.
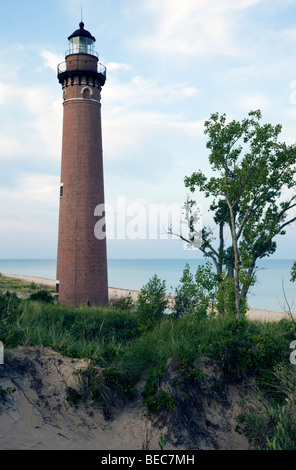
[57, 59, 107, 87]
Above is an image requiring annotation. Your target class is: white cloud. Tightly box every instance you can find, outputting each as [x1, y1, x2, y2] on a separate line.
[101, 66, 203, 166]
[0, 136, 23, 160]
[40, 50, 64, 74]
[0, 173, 59, 238]
[104, 72, 201, 107]
[106, 62, 132, 72]
[181, 87, 200, 97]
[1, 81, 62, 160]
[238, 93, 272, 113]
[138, 0, 262, 56]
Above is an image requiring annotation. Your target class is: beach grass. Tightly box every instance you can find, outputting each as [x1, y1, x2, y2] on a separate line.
[0, 273, 55, 298]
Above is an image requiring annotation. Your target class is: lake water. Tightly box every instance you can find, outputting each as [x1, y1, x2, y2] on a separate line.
[0, 258, 295, 313]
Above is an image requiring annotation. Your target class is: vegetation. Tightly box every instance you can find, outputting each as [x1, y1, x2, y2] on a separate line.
[175, 110, 296, 317]
[1, 270, 296, 449]
[0, 273, 55, 298]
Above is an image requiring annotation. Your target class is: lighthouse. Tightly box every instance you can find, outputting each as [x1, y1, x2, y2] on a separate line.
[56, 22, 109, 307]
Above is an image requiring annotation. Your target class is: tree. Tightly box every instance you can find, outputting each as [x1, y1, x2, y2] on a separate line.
[182, 110, 296, 318]
[173, 262, 217, 319]
[136, 275, 168, 330]
[291, 262, 296, 283]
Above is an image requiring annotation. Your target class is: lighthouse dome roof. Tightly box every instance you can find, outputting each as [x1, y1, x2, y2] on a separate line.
[68, 22, 96, 42]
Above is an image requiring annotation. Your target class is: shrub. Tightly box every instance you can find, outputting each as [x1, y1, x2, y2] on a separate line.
[136, 275, 168, 331]
[0, 292, 25, 346]
[109, 294, 136, 311]
[173, 262, 217, 319]
[216, 275, 249, 317]
[142, 363, 176, 414]
[29, 290, 54, 304]
[237, 364, 296, 449]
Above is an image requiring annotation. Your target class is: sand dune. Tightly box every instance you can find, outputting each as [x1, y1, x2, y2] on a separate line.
[0, 346, 249, 450]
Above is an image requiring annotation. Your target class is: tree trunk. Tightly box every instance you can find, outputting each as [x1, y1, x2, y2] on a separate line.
[234, 253, 241, 318]
[228, 202, 241, 318]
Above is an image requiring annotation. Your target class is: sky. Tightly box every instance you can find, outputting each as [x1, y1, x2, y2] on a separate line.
[0, 0, 296, 259]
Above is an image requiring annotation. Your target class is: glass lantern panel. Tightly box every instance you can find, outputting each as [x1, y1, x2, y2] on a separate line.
[69, 37, 94, 55]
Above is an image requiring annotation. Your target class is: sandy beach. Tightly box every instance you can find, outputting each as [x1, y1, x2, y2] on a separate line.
[2, 272, 292, 322]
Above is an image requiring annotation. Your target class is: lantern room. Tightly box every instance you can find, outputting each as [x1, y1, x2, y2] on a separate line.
[67, 21, 96, 56]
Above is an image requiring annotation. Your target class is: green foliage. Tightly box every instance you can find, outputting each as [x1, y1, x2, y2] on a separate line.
[265, 401, 296, 450]
[66, 386, 83, 408]
[74, 363, 106, 404]
[2, 273, 296, 446]
[216, 275, 249, 317]
[158, 435, 167, 450]
[0, 386, 16, 399]
[109, 294, 136, 311]
[193, 316, 296, 381]
[29, 290, 54, 304]
[173, 262, 217, 318]
[0, 274, 55, 298]
[142, 363, 176, 414]
[102, 367, 138, 399]
[237, 365, 296, 449]
[0, 292, 25, 347]
[69, 363, 138, 419]
[184, 110, 296, 317]
[0, 299, 139, 361]
[0, 385, 16, 412]
[291, 261, 296, 283]
[136, 275, 168, 330]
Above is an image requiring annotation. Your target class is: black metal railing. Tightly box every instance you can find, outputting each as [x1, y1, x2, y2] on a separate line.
[65, 49, 99, 59]
[57, 61, 107, 78]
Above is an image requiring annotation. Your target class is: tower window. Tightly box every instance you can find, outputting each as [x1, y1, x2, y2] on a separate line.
[60, 184, 64, 198]
[83, 88, 90, 99]
[81, 86, 93, 99]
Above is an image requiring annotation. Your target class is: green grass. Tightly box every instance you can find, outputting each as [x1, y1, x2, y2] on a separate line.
[0, 273, 55, 298]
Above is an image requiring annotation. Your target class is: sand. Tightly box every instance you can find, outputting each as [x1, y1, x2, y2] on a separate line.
[0, 346, 249, 451]
[0, 346, 172, 451]
[2, 272, 292, 321]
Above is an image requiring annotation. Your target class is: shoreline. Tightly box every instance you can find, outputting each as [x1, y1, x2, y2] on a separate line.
[1, 272, 293, 321]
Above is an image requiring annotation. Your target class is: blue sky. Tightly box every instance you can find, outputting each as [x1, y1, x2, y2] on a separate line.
[0, 0, 296, 259]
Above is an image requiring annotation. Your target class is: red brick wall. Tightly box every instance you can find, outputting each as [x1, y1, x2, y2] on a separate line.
[56, 56, 108, 307]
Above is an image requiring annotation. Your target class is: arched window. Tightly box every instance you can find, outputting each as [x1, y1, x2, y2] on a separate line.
[81, 86, 93, 99]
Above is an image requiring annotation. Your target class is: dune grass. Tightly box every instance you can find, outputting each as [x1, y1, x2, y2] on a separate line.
[0, 273, 55, 298]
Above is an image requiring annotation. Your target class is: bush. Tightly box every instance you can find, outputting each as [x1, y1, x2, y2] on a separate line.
[142, 363, 176, 414]
[109, 294, 136, 311]
[237, 364, 296, 449]
[29, 290, 54, 304]
[216, 275, 249, 317]
[173, 262, 217, 318]
[195, 316, 296, 382]
[136, 275, 168, 331]
[0, 292, 25, 347]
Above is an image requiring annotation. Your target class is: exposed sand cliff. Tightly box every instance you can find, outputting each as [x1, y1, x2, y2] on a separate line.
[0, 346, 249, 450]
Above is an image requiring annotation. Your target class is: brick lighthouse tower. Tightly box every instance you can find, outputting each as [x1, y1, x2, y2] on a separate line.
[56, 22, 108, 307]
